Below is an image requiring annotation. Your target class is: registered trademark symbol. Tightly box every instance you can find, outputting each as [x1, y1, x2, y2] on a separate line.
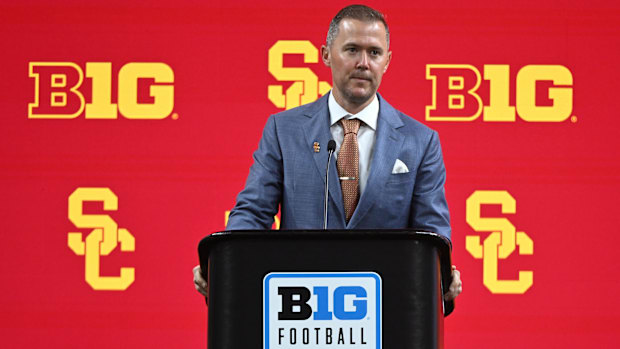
[571, 115, 577, 123]
[171, 112, 179, 120]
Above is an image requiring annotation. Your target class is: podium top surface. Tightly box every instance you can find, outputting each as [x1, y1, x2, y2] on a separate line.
[203, 229, 450, 248]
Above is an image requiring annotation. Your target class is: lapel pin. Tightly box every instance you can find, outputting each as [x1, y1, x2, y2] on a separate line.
[313, 142, 321, 153]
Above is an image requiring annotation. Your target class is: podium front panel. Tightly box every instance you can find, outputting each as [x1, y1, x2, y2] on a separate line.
[200, 230, 451, 349]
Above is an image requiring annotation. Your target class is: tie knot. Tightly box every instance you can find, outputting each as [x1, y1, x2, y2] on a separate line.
[341, 118, 361, 135]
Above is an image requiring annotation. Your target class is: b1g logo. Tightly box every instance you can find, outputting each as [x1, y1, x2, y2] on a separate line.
[264, 272, 381, 349]
[426, 64, 573, 122]
[29, 62, 174, 119]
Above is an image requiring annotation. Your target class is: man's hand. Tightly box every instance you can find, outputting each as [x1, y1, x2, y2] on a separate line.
[444, 265, 462, 301]
[193, 265, 208, 298]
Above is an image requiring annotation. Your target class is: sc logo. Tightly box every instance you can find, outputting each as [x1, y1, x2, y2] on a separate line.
[267, 40, 331, 110]
[278, 286, 368, 320]
[68, 187, 135, 290]
[466, 190, 534, 294]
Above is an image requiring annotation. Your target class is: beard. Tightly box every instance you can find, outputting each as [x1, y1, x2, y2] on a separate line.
[340, 77, 377, 106]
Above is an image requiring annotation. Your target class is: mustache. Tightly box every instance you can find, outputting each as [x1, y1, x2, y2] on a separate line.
[349, 73, 372, 80]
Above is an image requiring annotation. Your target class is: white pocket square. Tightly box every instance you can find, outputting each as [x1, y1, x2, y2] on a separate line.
[391, 159, 409, 174]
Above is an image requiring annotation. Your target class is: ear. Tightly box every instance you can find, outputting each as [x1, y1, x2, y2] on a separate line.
[383, 50, 392, 73]
[321, 45, 331, 67]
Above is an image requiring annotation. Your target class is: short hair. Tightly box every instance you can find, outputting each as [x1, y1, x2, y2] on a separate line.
[326, 4, 390, 48]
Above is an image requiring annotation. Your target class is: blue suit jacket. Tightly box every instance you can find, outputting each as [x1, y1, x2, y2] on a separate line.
[226, 93, 451, 240]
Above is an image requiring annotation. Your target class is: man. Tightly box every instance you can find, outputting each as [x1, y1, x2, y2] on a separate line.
[194, 4, 462, 300]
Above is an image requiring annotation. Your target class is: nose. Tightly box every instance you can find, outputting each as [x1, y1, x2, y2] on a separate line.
[356, 51, 370, 70]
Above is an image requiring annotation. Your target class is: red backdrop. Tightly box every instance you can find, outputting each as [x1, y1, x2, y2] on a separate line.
[2, 0, 620, 347]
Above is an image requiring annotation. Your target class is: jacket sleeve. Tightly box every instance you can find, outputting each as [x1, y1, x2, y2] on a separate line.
[226, 115, 283, 230]
[410, 130, 451, 241]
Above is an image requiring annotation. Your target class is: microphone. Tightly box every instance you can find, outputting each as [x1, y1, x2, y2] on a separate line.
[323, 140, 337, 229]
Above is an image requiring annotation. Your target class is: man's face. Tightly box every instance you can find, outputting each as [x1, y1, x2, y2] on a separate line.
[322, 18, 392, 108]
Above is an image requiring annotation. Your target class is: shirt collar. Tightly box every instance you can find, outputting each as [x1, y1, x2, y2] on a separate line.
[328, 90, 378, 130]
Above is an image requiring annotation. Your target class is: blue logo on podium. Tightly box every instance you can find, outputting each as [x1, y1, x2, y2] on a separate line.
[263, 272, 381, 348]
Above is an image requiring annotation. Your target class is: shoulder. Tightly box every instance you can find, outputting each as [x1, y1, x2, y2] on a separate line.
[270, 93, 329, 124]
[378, 94, 438, 143]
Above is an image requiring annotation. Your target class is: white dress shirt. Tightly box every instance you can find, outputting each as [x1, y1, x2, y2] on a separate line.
[328, 91, 378, 195]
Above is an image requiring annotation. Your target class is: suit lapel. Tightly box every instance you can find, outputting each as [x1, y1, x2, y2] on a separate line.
[348, 95, 405, 228]
[301, 94, 346, 224]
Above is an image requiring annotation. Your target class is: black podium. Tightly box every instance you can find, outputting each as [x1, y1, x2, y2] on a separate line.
[198, 229, 453, 349]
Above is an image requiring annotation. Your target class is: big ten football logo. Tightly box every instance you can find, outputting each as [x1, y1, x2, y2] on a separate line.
[264, 272, 381, 348]
[278, 286, 368, 321]
[426, 64, 573, 122]
[67, 188, 135, 290]
[465, 191, 533, 294]
[28, 62, 174, 119]
[268, 40, 332, 110]
[224, 210, 280, 229]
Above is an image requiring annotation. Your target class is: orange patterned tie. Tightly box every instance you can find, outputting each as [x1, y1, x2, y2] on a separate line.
[337, 118, 361, 222]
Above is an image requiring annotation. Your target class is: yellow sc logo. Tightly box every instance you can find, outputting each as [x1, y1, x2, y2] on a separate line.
[68, 188, 135, 290]
[268, 40, 331, 110]
[465, 190, 534, 294]
[29, 62, 174, 119]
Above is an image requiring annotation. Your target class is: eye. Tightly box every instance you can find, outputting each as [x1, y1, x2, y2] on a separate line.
[370, 50, 380, 56]
[346, 47, 357, 53]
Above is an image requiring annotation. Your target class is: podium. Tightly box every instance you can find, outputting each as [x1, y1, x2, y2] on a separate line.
[198, 229, 454, 349]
